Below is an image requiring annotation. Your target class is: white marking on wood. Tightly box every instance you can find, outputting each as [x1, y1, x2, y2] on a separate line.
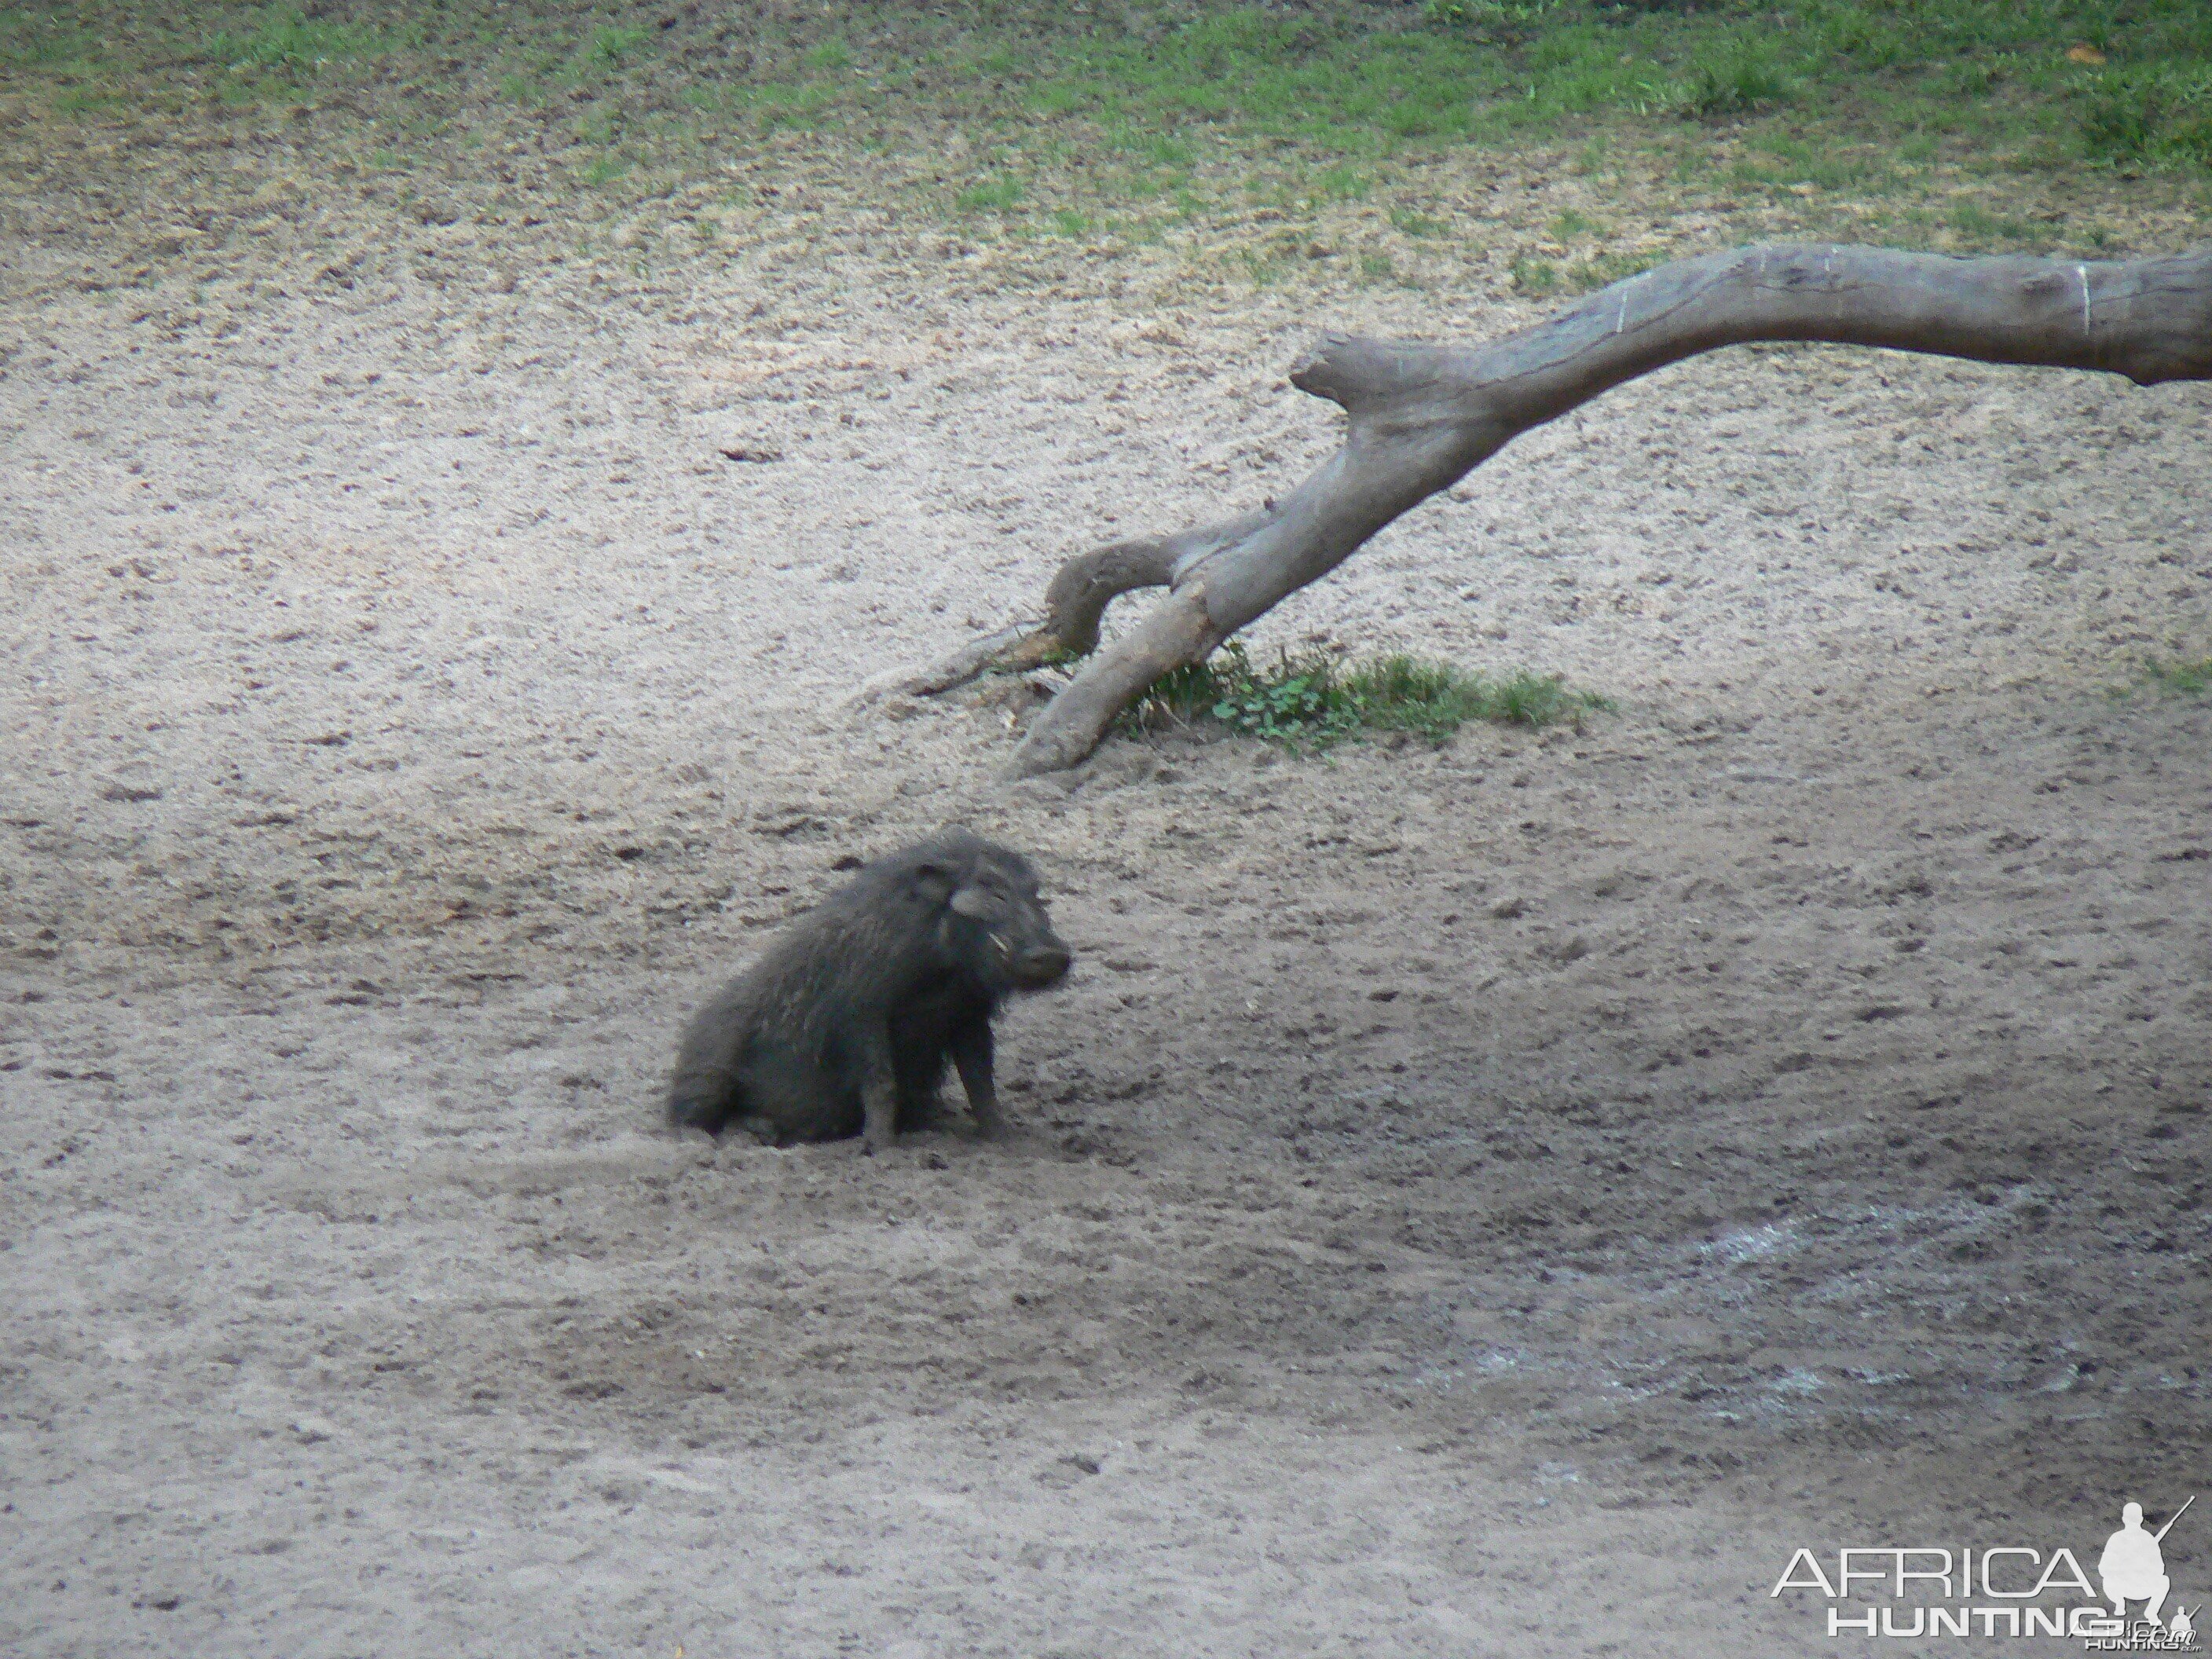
[2078, 263, 2092, 335]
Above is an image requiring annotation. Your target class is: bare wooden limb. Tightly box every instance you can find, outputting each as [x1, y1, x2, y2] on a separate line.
[884, 512, 1269, 702]
[1006, 587, 1221, 777]
[980, 240, 2211, 777]
[864, 622, 1050, 701]
[1042, 512, 1265, 653]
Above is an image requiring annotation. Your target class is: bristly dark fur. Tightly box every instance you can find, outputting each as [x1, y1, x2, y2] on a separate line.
[667, 830, 1071, 1148]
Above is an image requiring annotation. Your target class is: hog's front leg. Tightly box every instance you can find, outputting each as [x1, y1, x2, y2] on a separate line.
[949, 1015, 1006, 1139]
[857, 1022, 900, 1154]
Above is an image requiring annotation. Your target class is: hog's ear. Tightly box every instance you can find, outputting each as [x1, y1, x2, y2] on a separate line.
[910, 862, 960, 907]
[948, 885, 995, 919]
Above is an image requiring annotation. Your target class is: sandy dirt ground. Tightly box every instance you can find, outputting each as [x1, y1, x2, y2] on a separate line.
[4, 108, 2211, 1657]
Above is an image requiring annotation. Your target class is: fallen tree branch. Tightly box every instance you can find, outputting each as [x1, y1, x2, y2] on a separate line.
[895, 241, 2212, 773]
[880, 514, 1266, 700]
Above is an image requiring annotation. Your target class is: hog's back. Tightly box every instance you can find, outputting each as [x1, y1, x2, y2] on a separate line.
[667, 918, 881, 1141]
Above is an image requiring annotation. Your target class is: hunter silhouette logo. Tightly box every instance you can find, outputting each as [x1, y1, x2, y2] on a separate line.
[2100, 1497, 2191, 1629]
[1771, 1494, 2200, 1647]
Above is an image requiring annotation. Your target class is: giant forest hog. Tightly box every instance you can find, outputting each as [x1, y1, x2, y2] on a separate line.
[667, 831, 1072, 1151]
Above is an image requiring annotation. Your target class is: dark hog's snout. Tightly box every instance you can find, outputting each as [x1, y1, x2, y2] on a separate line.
[941, 851, 1075, 991]
[1011, 929, 1072, 990]
[1001, 892, 1072, 990]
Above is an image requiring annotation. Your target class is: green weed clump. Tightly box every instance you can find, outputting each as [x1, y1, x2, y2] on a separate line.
[1678, 38, 1795, 118]
[954, 174, 1024, 213]
[1569, 247, 1664, 290]
[1123, 641, 1612, 749]
[2078, 67, 2212, 170]
[0, 8, 93, 70]
[2104, 655, 2212, 705]
[2141, 656, 2212, 696]
[1424, 0, 1569, 33]
[200, 4, 397, 90]
[1510, 252, 1560, 294]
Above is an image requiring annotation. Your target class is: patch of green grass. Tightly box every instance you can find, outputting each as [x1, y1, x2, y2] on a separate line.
[1510, 252, 1559, 294]
[1946, 198, 2045, 245]
[1426, 0, 1568, 28]
[1049, 207, 1091, 237]
[0, 7, 93, 68]
[977, 0, 2211, 181]
[1938, 58, 2002, 99]
[579, 150, 629, 187]
[1357, 250, 1397, 284]
[1024, 13, 1507, 155]
[954, 174, 1023, 213]
[1566, 247, 1663, 290]
[1312, 163, 1373, 201]
[1234, 246, 1287, 287]
[2079, 65, 2212, 170]
[52, 83, 117, 113]
[1123, 642, 1611, 749]
[1118, 130, 1194, 169]
[1677, 36, 1796, 118]
[2141, 656, 2212, 696]
[14, 0, 2210, 258]
[200, 4, 397, 91]
[687, 73, 837, 134]
[589, 23, 650, 67]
